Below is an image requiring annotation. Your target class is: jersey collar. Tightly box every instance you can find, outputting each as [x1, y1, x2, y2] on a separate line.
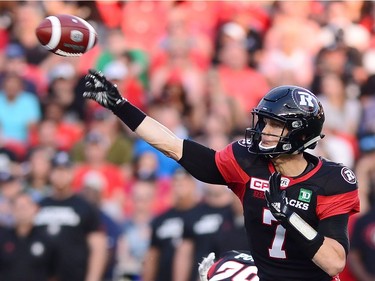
[268, 153, 322, 187]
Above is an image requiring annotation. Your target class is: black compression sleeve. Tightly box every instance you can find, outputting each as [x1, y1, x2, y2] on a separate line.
[112, 100, 146, 131]
[318, 214, 349, 255]
[178, 139, 226, 184]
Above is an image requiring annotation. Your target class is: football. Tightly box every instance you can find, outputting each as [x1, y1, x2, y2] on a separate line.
[35, 14, 98, 57]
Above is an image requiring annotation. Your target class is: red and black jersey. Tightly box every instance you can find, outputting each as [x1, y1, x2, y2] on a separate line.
[215, 140, 360, 281]
[207, 250, 259, 281]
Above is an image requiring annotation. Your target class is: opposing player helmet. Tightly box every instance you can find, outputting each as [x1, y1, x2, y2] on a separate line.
[246, 85, 325, 156]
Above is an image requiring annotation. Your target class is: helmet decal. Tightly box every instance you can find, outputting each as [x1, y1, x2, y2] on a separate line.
[292, 90, 319, 114]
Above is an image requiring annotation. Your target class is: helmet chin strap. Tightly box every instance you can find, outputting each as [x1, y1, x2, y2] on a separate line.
[259, 135, 323, 157]
[292, 135, 324, 154]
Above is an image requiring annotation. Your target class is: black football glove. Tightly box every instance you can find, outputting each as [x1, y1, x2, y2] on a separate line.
[265, 172, 291, 225]
[265, 172, 320, 246]
[83, 69, 126, 111]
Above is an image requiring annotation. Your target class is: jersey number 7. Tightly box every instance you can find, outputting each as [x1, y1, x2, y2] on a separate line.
[263, 209, 286, 259]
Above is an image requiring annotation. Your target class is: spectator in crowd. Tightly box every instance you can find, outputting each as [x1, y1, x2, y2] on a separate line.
[120, 1, 170, 53]
[116, 179, 156, 280]
[35, 150, 107, 281]
[10, 2, 50, 67]
[47, 62, 86, 122]
[95, 28, 128, 72]
[72, 131, 127, 222]
[318, 73, 361, 136]
[149, 26, 207, 109]
[81, 170, 123, 281]
[128, 150, 173, 216]
[155, 4, 214, 71]
[0, 43, 41, 95]
[269, 1, 322, 56]
[27, 119, 60, 155]
[320, 1, 370, 55]
[0, 192, 56, 281]
[353, 75, 375, 214]
[213, 39, 269, 130]
[205, 70, 242, 136]
[167, 1, 220, 47]
[0, 73, 41, 147]
[28, 99, 83, 152]
[354, 151, 375, 216]
[259, 21, 315, 88]
[93, 26, 149, 91]
[142, 168, 201, 281]
[312, 72, 361, 168]
[23, 146, 52, 202]
[348, 205, 375, 281]
[72, 107, 134, 169]
[357, 75, 375, 154]
[155, 75, 201, 135]
[0, 171, 23, 227]
[0, 2, 14, 49]
[311, 44, 365, 97]
[103, 59, 146, 112]
[0, 136, 20, 176]
[173, 183, 234, 281]
[212, 19, 263, 69]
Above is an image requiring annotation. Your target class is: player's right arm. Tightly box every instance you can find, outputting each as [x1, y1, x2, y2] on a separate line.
[83, 70, 226, 185]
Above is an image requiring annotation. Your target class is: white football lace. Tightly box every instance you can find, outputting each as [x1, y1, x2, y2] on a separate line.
[55, 49, 83, 57]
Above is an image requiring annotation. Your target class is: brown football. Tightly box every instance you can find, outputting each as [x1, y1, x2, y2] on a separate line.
[35, 14, 98, 57]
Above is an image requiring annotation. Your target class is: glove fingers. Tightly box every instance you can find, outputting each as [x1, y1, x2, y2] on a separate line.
[281, 190, 287, 201]
[84, 73, 98, 86]
[84, 80, 96, 91]
[89, 68, 108, 85]
[83, 91, 95, 99]
[270, 172, 281, 194]
[265, 190, 272, 205]
[88, 69, 100, 76]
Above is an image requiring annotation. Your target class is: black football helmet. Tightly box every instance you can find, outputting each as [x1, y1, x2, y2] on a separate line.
[246, 85, 325, 156]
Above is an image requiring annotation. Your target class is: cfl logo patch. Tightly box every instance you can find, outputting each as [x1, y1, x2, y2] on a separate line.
[280, 177, 289, 188]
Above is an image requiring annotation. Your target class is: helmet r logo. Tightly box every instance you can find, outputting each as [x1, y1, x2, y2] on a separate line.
[293, 90, 319, 114]
[298, 92, 314, 107]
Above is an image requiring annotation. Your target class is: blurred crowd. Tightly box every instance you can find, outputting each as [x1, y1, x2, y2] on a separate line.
[1, 1, 375, 281]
